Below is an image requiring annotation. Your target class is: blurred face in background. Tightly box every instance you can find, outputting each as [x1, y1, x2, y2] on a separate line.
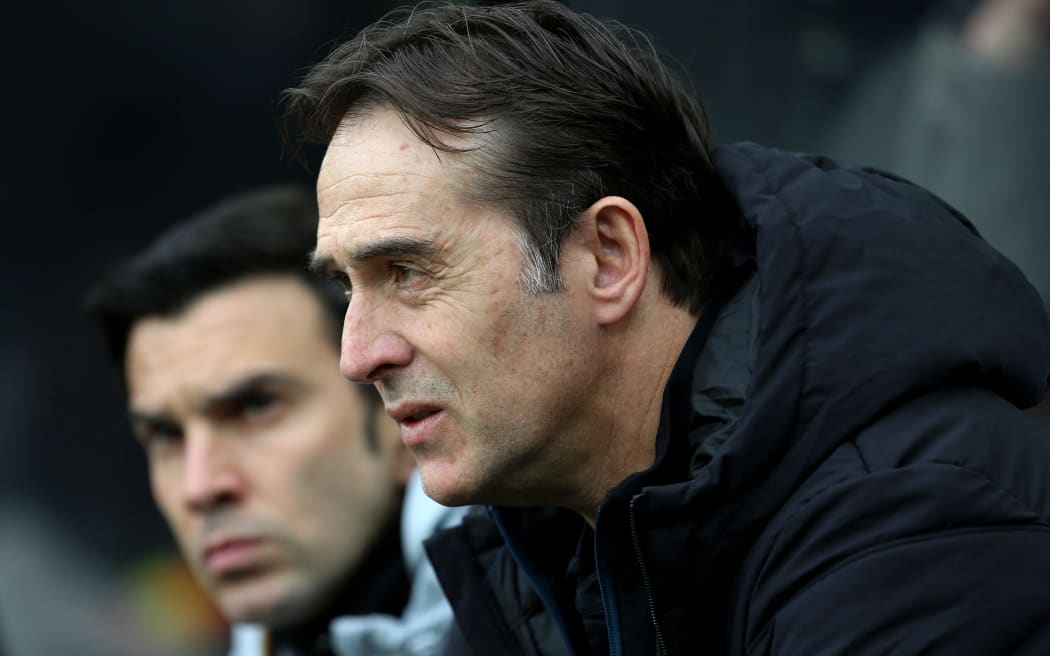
[124, 274, 411, 627]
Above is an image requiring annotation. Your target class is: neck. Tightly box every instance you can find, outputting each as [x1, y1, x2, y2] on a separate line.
[571, 297, 698, 525]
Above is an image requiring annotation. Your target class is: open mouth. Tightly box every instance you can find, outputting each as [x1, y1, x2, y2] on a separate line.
[389, 402, 442, 425]
[391, 404, 445, 447]
[403, 408, 440, 424]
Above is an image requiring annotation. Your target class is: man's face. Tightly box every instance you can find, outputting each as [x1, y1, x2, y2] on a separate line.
[315, 108, 602, 508]
[125, 275, 409, 626]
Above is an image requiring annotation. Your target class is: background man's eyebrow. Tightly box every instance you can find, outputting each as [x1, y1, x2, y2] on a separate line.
[308, 252, 336, 276]
[351, 237, 440, 263]
[128, 410, 172, 428]
[199, 373, 304, 413]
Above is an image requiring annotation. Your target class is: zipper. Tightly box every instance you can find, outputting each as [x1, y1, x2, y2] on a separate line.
[630, 495, 669, 656]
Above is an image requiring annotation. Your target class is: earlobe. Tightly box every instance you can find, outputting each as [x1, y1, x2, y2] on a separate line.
[583, 196, 650, 325]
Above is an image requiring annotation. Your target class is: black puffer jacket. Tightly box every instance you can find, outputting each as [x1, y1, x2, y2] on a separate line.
[427, 143, 1050, 655]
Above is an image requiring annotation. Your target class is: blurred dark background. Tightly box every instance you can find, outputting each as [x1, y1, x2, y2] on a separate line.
[2, 0, 1047, 653]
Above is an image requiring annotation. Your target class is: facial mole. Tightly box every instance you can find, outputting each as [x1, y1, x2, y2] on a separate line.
[400, 143, 410, 151]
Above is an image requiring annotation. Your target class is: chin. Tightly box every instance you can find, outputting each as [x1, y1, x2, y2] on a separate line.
[417, 457, 508, 510]
[216, 575, 313, 628]
[418, 461, 491, 507]
[419, 479, 470, 507]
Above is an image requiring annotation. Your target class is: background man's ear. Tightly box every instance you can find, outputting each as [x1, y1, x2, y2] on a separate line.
[579, 196, 651, 325]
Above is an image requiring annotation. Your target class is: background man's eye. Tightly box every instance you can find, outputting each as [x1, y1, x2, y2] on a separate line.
[240, 393, 283, 421]
[136, 423, 183, 452]
[327, 271, 353, 298]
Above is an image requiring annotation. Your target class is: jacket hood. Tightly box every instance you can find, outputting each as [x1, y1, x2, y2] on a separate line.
[640, 142, 1050, 582]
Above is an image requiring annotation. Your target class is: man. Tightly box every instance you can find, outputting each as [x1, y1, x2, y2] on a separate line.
[286, 1, 1050, 654]
[86, 186, 462, 655]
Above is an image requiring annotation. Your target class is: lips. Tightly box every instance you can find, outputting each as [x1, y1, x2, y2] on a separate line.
[203, 537, 265, 576]
[387, 402, 441, 423]
[387, 402, 445, 447]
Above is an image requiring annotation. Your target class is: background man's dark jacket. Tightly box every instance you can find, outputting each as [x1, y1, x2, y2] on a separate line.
[427, 143, 1050, 655]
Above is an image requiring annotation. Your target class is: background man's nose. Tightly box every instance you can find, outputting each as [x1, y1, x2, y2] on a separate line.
[181, 428, 244, 513]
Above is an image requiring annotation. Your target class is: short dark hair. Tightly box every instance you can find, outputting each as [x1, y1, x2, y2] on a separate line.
[86, 185, 385, 448]
[85, 184, 345, 365]
[284, 0, 730, 313]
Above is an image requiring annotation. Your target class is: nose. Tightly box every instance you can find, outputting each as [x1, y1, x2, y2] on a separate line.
[181, 426, 244, 513]
[339, 297, 414, 383]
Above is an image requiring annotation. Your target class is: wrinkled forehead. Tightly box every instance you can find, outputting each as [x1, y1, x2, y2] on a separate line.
[317, 109, 485, 219]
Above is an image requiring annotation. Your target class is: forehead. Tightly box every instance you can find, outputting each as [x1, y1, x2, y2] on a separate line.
[315, 108, 482, 253]
[124, 275, 339, 408]
[318, 107, 465, 206]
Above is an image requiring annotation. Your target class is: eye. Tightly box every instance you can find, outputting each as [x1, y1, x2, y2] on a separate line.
[391, 264, 424, 286]
[237, 391, 285, 422]
[327, 270, 352, 299]
[134, 421, 183, 453]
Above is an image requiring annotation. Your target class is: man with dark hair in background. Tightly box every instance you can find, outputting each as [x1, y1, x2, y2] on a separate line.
[286, 1, 1050, 654]
[87, 186, 462, 655]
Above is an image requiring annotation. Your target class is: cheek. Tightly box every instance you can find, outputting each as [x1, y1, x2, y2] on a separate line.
[495, 293, 579, 364]
[149, 465, 195, 544]
[288, 416, 390, 512]
[302, 451, 396, 560]
[149, 464, 175, 512]
[466, 289, 539, 364]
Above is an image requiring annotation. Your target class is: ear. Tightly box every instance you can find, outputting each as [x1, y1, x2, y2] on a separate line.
[576, 196, 651, 325]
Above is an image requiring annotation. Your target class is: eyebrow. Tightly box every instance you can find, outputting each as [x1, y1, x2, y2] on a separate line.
[127, 372, 305, 426]
[310, 236, 442, 275]
[350, 236, 441, 263]
[199, 372, 305, 415]
[308, 250, 337, 277]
